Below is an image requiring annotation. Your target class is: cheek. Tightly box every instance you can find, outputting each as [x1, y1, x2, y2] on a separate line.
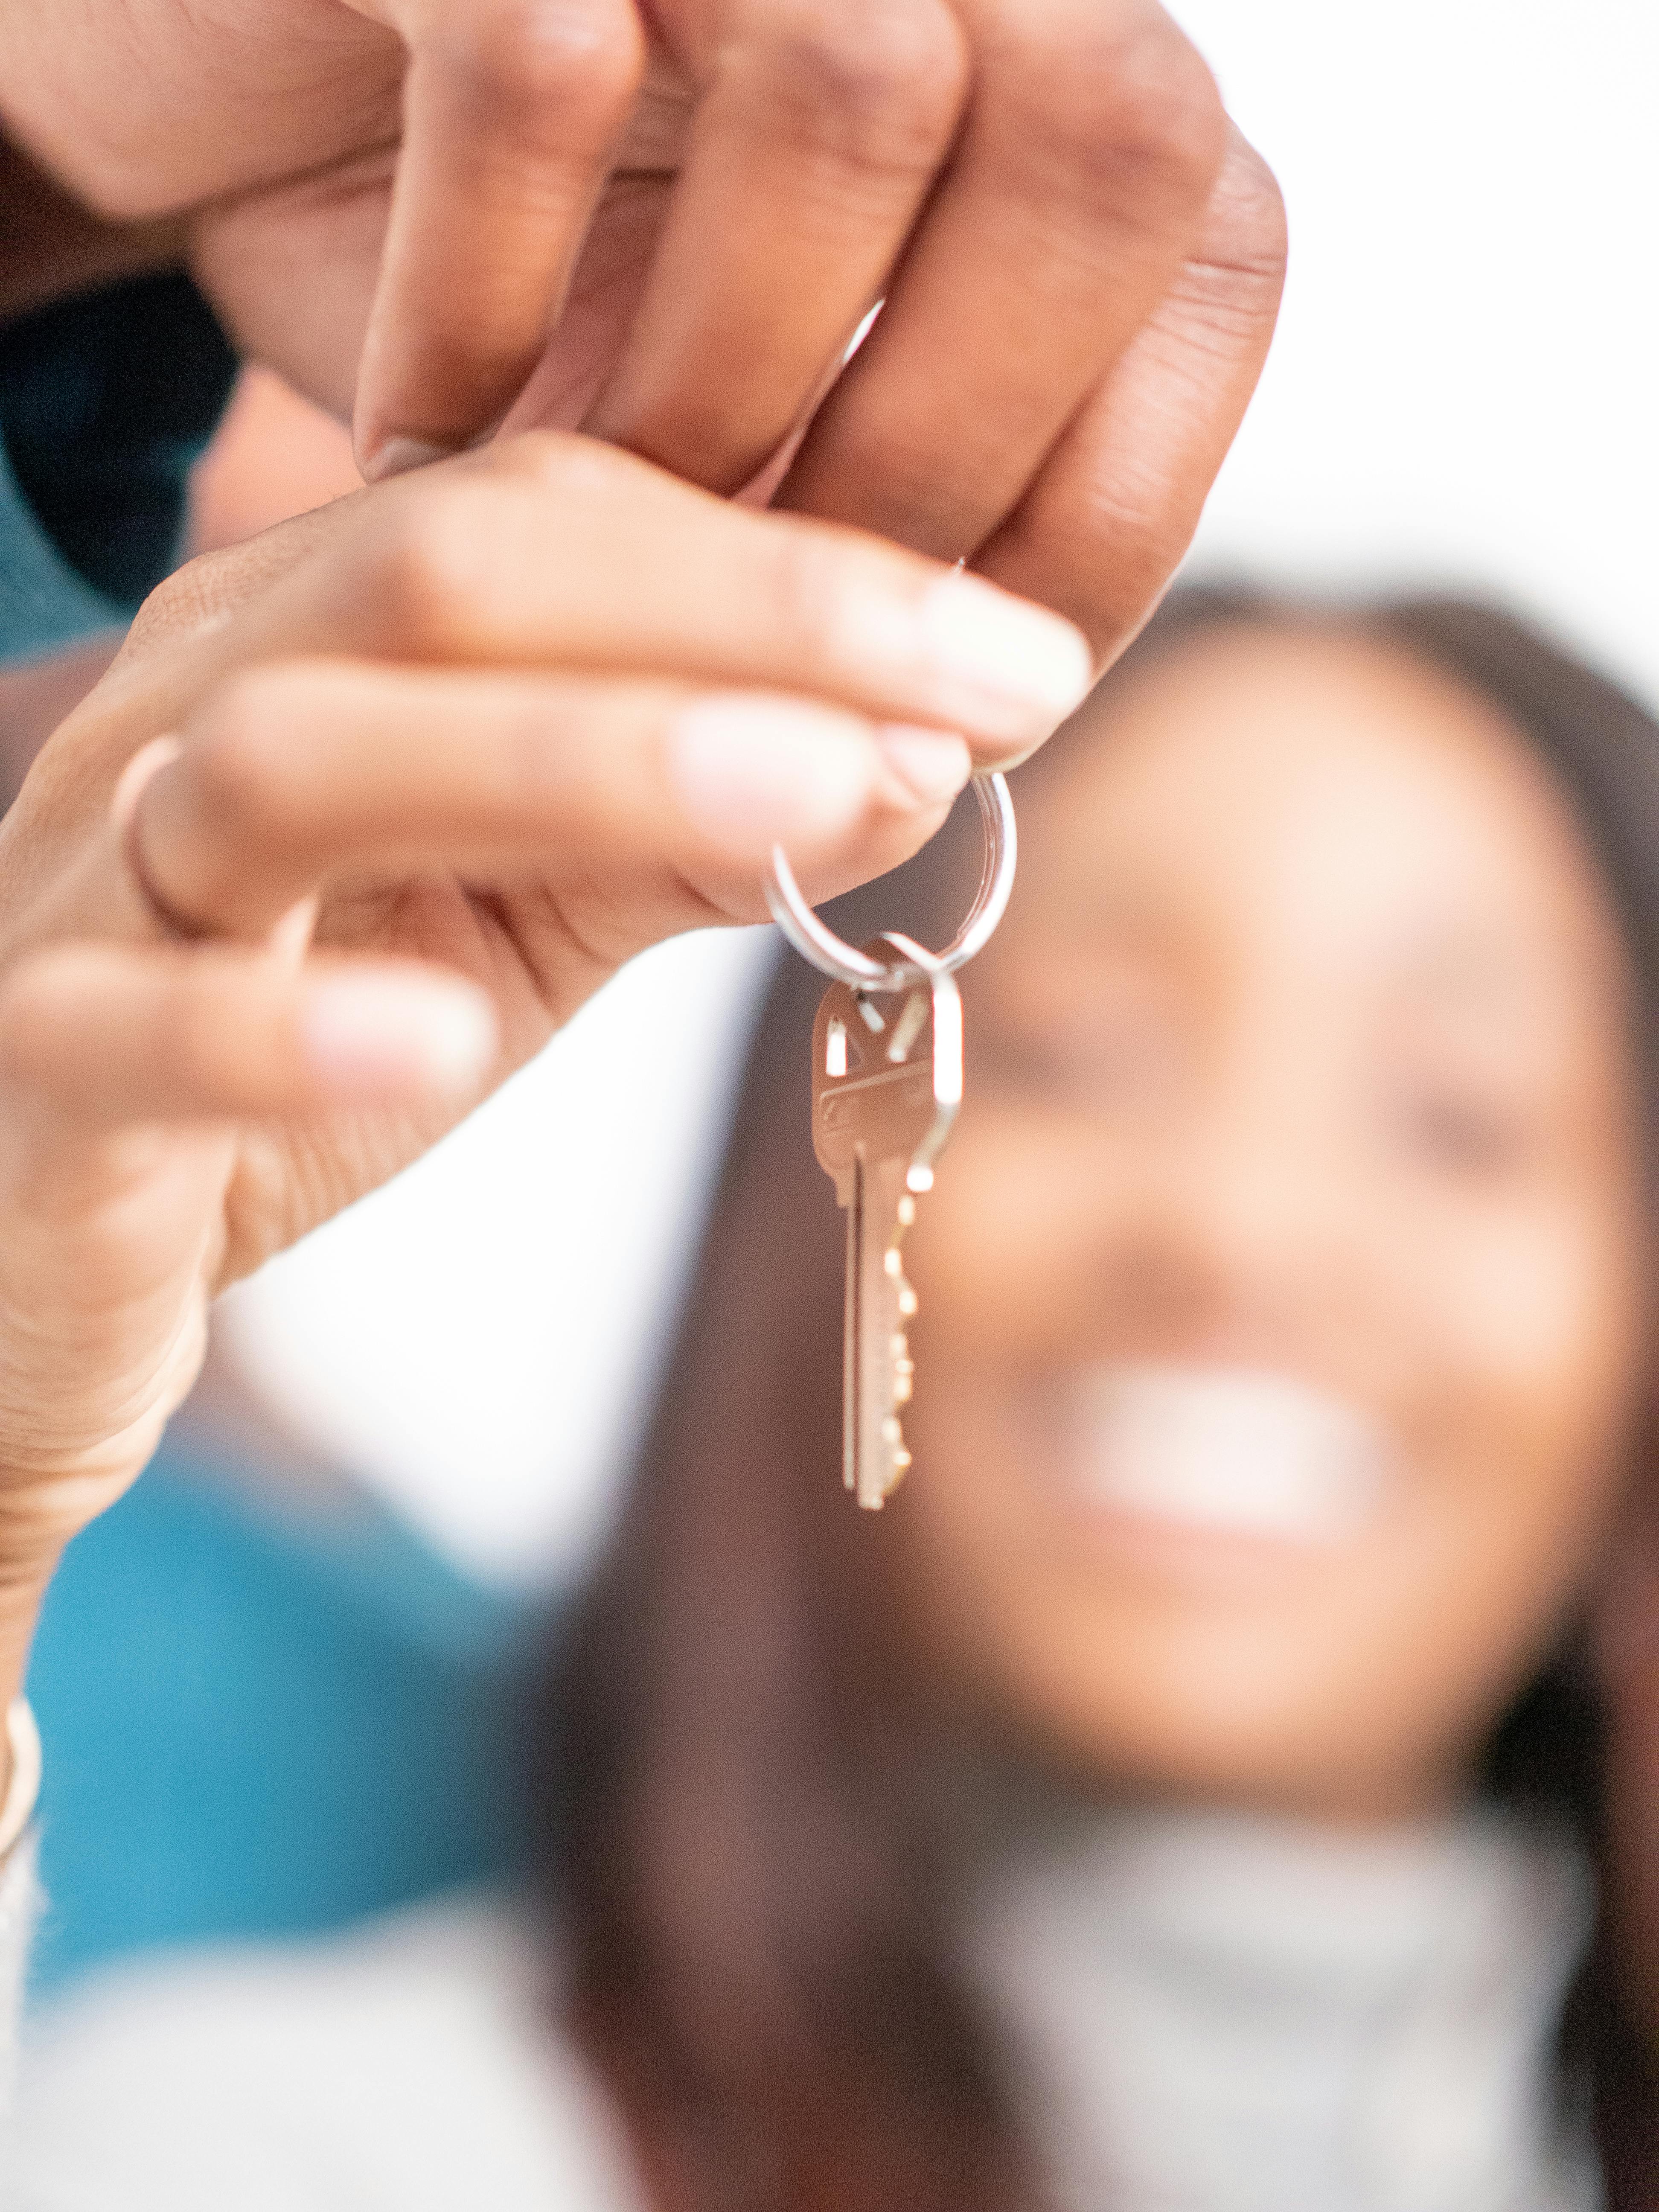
[905, 1105, 1106, 1366]
[1386, 1185, 1644, 1698]
[893, 1117, 1646, 1814]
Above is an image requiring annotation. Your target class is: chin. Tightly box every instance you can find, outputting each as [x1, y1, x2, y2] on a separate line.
[902, 1362, 1555, 1822]
[942, 1568, 1479, 1825]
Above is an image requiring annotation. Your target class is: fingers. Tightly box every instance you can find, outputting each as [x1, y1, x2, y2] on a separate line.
[129, 660, 974, 940]
[228, 436, 1093, 764]
[972, 124, 1287, 664]
[778, 0, 1228, 563]
[356, 0, 1238, 602]
[352, 0, 647, 477]
[0, 942, 498, 1129]
[583, 0, 968, 496]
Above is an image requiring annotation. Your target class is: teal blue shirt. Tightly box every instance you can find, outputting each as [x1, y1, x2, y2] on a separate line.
[0, 270, 236, 664]
[28, 1443, 536, 1997]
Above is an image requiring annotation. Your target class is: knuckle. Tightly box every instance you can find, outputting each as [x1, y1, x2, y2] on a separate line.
[125, 558, 227, 653]
[1012, 15, 1226, 213]
[438, 0, 644, 128]
[1210, 133, 1289, 282]
[183, 669, 320, 852]
[362, 484, 499, 648]
[489, 428, 635, 507]
[736, 0, 968, 176]
[1160, 134, 1288, 353]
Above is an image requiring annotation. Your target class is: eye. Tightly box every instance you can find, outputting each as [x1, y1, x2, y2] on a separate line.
[1389, 1087, 1532, 1176]
[977, 994, 1180, 1109]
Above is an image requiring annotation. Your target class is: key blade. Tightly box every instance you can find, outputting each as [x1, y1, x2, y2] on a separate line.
[853, 1153, 915, 1509]
[841, 1163, 860, 1493]
[811, 945, 961, 1511]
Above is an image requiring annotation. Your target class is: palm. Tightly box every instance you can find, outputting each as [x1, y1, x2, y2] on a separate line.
[216, 861, 648, 1280]
[0, 863, 611, 1543]
[0, 757, 685, 1539]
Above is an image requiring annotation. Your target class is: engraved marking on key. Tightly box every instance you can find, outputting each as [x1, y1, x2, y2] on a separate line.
[812, 938, 961, 1509]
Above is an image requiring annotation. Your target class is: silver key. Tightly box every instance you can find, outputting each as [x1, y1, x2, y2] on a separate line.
[812, 935, 962, 1509]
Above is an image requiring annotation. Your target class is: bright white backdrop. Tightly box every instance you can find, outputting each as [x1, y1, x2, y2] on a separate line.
[220, 0, 1659, 1586]
[1176, 0, 1658, 712]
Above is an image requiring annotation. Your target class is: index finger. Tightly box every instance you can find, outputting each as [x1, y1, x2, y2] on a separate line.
[352, 0, 647, 479]
[225, 437, 1096, 764]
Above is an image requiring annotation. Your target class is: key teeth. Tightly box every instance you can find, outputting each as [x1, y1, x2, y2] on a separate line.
[880, 1265, 917, 1499]
[893, 1331, 914, 1406]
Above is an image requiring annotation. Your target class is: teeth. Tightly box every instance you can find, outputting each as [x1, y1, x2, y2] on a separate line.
[1061, 1365, 1387, 1545]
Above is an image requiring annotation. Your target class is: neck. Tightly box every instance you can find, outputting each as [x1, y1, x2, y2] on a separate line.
[964, 1799, 1599, 2212]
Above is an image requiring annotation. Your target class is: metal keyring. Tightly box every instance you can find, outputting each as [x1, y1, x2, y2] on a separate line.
[766, 770, 1017, 990]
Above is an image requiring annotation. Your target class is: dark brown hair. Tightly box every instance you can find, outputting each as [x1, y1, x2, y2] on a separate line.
[531, 591, 1659, 2211]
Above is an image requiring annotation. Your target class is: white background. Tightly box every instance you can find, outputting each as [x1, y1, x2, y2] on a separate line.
[1177, 0, 1658, 710]
[221, 0, 1659, 1586]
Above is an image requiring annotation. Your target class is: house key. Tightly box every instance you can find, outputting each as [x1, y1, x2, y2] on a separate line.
[812, 934, 961, 1509]
[766, 770, 1017, 1509]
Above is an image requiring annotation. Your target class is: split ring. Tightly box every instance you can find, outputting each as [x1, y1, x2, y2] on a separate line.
[765, 770, 1017, 990]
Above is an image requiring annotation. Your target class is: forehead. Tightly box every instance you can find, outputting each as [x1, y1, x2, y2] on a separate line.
[1006, 622, 1625, 1002]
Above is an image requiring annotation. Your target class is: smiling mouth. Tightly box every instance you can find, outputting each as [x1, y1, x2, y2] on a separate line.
[1052, 1364, 1389, 1546]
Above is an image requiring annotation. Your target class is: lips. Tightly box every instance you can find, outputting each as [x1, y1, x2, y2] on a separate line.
[1054, 1364, 1388, 1546]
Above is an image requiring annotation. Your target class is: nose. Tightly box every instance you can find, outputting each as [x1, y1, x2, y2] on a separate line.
[1106, 1035, 1363, 1359]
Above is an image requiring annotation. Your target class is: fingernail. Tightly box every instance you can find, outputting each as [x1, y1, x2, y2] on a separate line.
[360, 435, 455, 484]
[918, 575, 1093, 736]
[667, 698, 872, 859]
[875, 724, 971, 806]
[301, 973, 496, 1094]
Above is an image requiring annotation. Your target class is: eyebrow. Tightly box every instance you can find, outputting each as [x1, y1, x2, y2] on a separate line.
[1012, 885, 1589, 1031]
[1373, 931, 1613, 1067]
[1386, 934, 1543, 1008]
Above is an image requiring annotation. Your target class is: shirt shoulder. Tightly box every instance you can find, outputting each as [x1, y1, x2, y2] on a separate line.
[9, 1893, 644, 2212]
[0, 272, 236, 666]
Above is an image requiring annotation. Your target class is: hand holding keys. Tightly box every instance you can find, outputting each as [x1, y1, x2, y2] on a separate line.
[769, 773, 1016, 1509]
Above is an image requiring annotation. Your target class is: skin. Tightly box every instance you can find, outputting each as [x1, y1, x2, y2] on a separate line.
[0, 430, 1105, 1738]
[0, 0, 1283, 1831]
[898, 625, 1649, 1824]
[0, 1, 1285, 656]
[0, 2, 1285, 1812]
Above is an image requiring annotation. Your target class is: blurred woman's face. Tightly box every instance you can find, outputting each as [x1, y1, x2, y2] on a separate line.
[898, 624, 1647, 1821]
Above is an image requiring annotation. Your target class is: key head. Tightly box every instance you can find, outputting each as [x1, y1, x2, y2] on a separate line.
[811, 940, 962, 1194]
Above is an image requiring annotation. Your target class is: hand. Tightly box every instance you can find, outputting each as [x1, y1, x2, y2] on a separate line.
[0, 430, 1090, 1689]
[0, 0, 1284, 664]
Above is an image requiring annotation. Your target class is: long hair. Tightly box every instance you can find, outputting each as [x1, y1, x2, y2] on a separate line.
[531, 591, 1659, 2211]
